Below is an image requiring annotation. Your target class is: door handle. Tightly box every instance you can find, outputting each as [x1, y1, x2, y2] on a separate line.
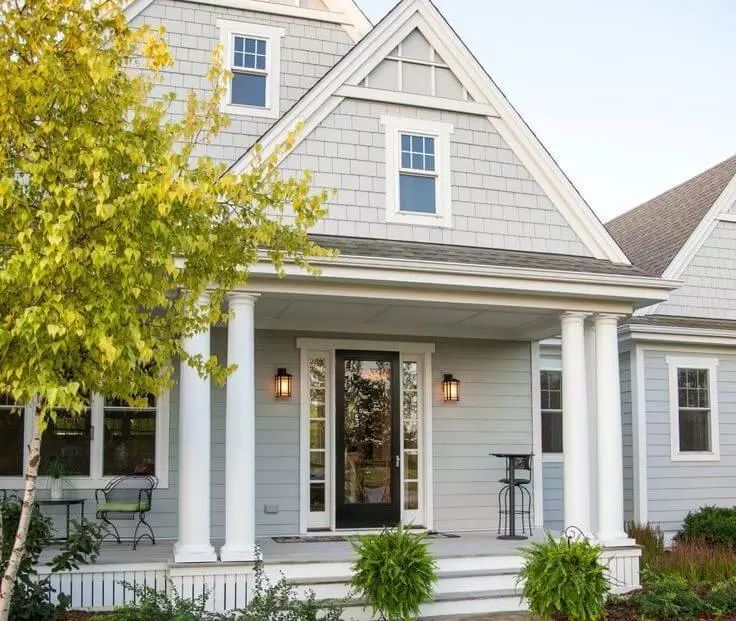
[394, 455, 401, 468]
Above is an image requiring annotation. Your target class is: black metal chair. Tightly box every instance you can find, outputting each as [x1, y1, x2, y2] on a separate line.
[497, 455, 533, 536]
[95, 475, 158, 549]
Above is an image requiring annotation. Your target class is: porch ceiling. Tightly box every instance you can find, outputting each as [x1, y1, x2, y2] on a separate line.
[254, 293, 561, 340]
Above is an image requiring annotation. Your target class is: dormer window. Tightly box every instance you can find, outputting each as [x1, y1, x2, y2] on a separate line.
[218, 20, 284, 119]
[381, 116, 454, 227]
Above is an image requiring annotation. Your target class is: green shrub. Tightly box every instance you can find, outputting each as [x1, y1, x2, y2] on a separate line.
[649, 539, 736, 585]
[706, 579, 736, 616]
[518, 531, 607, 621]
[630, 572, 710, 621]
[625, 521, 664, 570]
[350, 524, 437, 621]
[1, 496, 102, 621]
[676, 505, 736, 548]
[96, 582, 210, 621]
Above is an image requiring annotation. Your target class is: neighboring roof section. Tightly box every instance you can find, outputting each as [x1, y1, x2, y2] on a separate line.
[626, 314, 736, 332]
[607, 155, 736, 276]
[310, 235, 649, 277]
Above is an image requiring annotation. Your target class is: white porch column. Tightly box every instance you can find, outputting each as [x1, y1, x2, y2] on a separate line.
[585, 322, 598, 535]
[560, 312, 592, 535]
[220, 292, 259, 562]
[174, 293, 217, 563]
[594, 314, 631, 544]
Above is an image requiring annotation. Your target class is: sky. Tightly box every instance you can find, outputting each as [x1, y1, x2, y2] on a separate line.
[355, 0, 736, 222]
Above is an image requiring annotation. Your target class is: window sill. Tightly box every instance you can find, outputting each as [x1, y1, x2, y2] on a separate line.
[670, 451, 720, 462]
[386, 209, 451, 228]
[541, 453, 563, 463]
[221, 102, 280, 119]
[0, 475, 170, 492]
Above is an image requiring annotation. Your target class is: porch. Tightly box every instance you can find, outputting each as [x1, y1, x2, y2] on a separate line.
[38, 531, 639, 617]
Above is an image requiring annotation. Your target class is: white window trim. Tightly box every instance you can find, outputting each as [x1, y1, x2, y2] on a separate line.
[217, 19, 284, 119]
[381, 115, 453, 228]
[297, 337, 434, 533]
[539, 365, 564, 463]
[666, 356, 720, 462]
[0, 391, 170, 490]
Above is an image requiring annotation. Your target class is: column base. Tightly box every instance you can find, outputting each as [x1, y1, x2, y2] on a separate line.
[220, 542, 258, 563]
[597, 535, 637, 548]
[173, 542, 218, 564]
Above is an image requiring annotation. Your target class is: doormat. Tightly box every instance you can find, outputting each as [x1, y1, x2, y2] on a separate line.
[272, 531, 460, 543]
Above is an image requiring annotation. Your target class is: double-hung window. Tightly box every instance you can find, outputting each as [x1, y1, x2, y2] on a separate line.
[0, 395, 25, 476]
[218, 20, 284, 118]
[382, 116, 453, 227]
[399, 134, 437, 214]
[667, 357, 720, 461]
[540, 370, 563, 455]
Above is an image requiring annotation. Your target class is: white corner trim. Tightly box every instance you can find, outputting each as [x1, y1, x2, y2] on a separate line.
[631, 345, 648, 523]
[662, 170, 736, 280]
[217, 19, 284, 119]
[381, 115, 454, 228]
[665, 355, 720, 462]
[531, 341, 544, 528]
[337, 85, 498, 117]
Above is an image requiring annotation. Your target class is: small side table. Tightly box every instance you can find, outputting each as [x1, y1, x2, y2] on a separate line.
[37, 499, 86, 542]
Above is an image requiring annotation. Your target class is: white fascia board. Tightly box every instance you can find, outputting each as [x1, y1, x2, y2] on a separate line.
[248, 255, 676, 307]
[717, 213, 736, 223]
[321, 0, 373, 39]
[662, 170, 736, 280]
[231, 0, 630, 264]
[623, 324, 736, 346]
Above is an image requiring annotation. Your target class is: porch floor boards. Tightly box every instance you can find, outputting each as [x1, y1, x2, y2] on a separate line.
[40, 530, 545, 567]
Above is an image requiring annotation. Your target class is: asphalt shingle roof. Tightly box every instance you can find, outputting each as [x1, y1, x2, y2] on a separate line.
[606, 155, 736, 276]
[309, 235, 649, 277]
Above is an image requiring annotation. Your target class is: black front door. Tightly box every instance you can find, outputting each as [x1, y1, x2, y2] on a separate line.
[335, 350, 401, 529]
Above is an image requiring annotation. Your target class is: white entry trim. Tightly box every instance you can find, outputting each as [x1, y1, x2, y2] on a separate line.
[296, 338, 435, 533]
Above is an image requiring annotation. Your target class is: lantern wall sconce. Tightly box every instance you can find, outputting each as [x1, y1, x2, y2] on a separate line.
[443, 373, 460, 402]
[275, 368, 293, 398]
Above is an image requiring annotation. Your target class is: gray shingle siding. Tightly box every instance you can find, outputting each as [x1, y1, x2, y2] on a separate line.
[655, 219, 736, 320]
[279, 98, 592, 255]
[131, 0, 354, 164]
[620, 348, 634, 523]
[543, 462, 563, 532]
[643, 348, 736, 534]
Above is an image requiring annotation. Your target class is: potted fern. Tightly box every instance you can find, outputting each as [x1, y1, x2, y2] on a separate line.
[350, 524, 437, 621]
[46, 456, 73, 500]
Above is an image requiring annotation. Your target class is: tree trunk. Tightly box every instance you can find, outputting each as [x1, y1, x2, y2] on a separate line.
[0, 403, 43, 621]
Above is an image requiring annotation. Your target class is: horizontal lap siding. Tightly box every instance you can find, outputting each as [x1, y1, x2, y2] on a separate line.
[542, 462, 563, 532]
[620, 348, 634, 523]
[432, 340, 532, 531]
[644, 348, 736, 533]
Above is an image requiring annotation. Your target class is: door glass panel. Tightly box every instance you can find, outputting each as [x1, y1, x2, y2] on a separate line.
[343, 359, 393, 505]
[402, 361, 420, 512]
[310, 483, 325, 512]
[310, 420, 325, 449]
[308, 356, 328, 518]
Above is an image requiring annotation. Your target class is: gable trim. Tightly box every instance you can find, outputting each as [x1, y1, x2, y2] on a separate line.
[717, 213, 736, 223]
[662, 169, 736, 281]
[124, 0, 369, 42]
[336, 84, 498, 116]
[231, 0, 630, 264]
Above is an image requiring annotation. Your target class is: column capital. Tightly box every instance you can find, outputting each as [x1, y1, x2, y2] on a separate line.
[560, 311, 590, 323]
[593, 313, 625, 324]
[228, 291, 260, 306]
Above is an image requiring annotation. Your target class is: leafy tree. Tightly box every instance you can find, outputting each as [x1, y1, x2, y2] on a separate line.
[0, 1, 328, 617]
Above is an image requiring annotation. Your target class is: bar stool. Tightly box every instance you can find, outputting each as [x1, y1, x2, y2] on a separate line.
[495, 454, 533, 539]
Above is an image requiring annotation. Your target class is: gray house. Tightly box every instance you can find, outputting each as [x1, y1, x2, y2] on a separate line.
[607, 155, 736, 541]
[1, 0, 696, 616]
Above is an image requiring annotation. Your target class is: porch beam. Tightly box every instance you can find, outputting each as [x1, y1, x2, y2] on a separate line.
[560, 311, 592, 535]
[220, 292, 259, 562]
[174, 294, 217, 563]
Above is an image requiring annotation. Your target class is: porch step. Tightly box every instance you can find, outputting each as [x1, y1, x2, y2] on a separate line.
[341, 588, 525, 620]
[274, 555, 526, 614]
